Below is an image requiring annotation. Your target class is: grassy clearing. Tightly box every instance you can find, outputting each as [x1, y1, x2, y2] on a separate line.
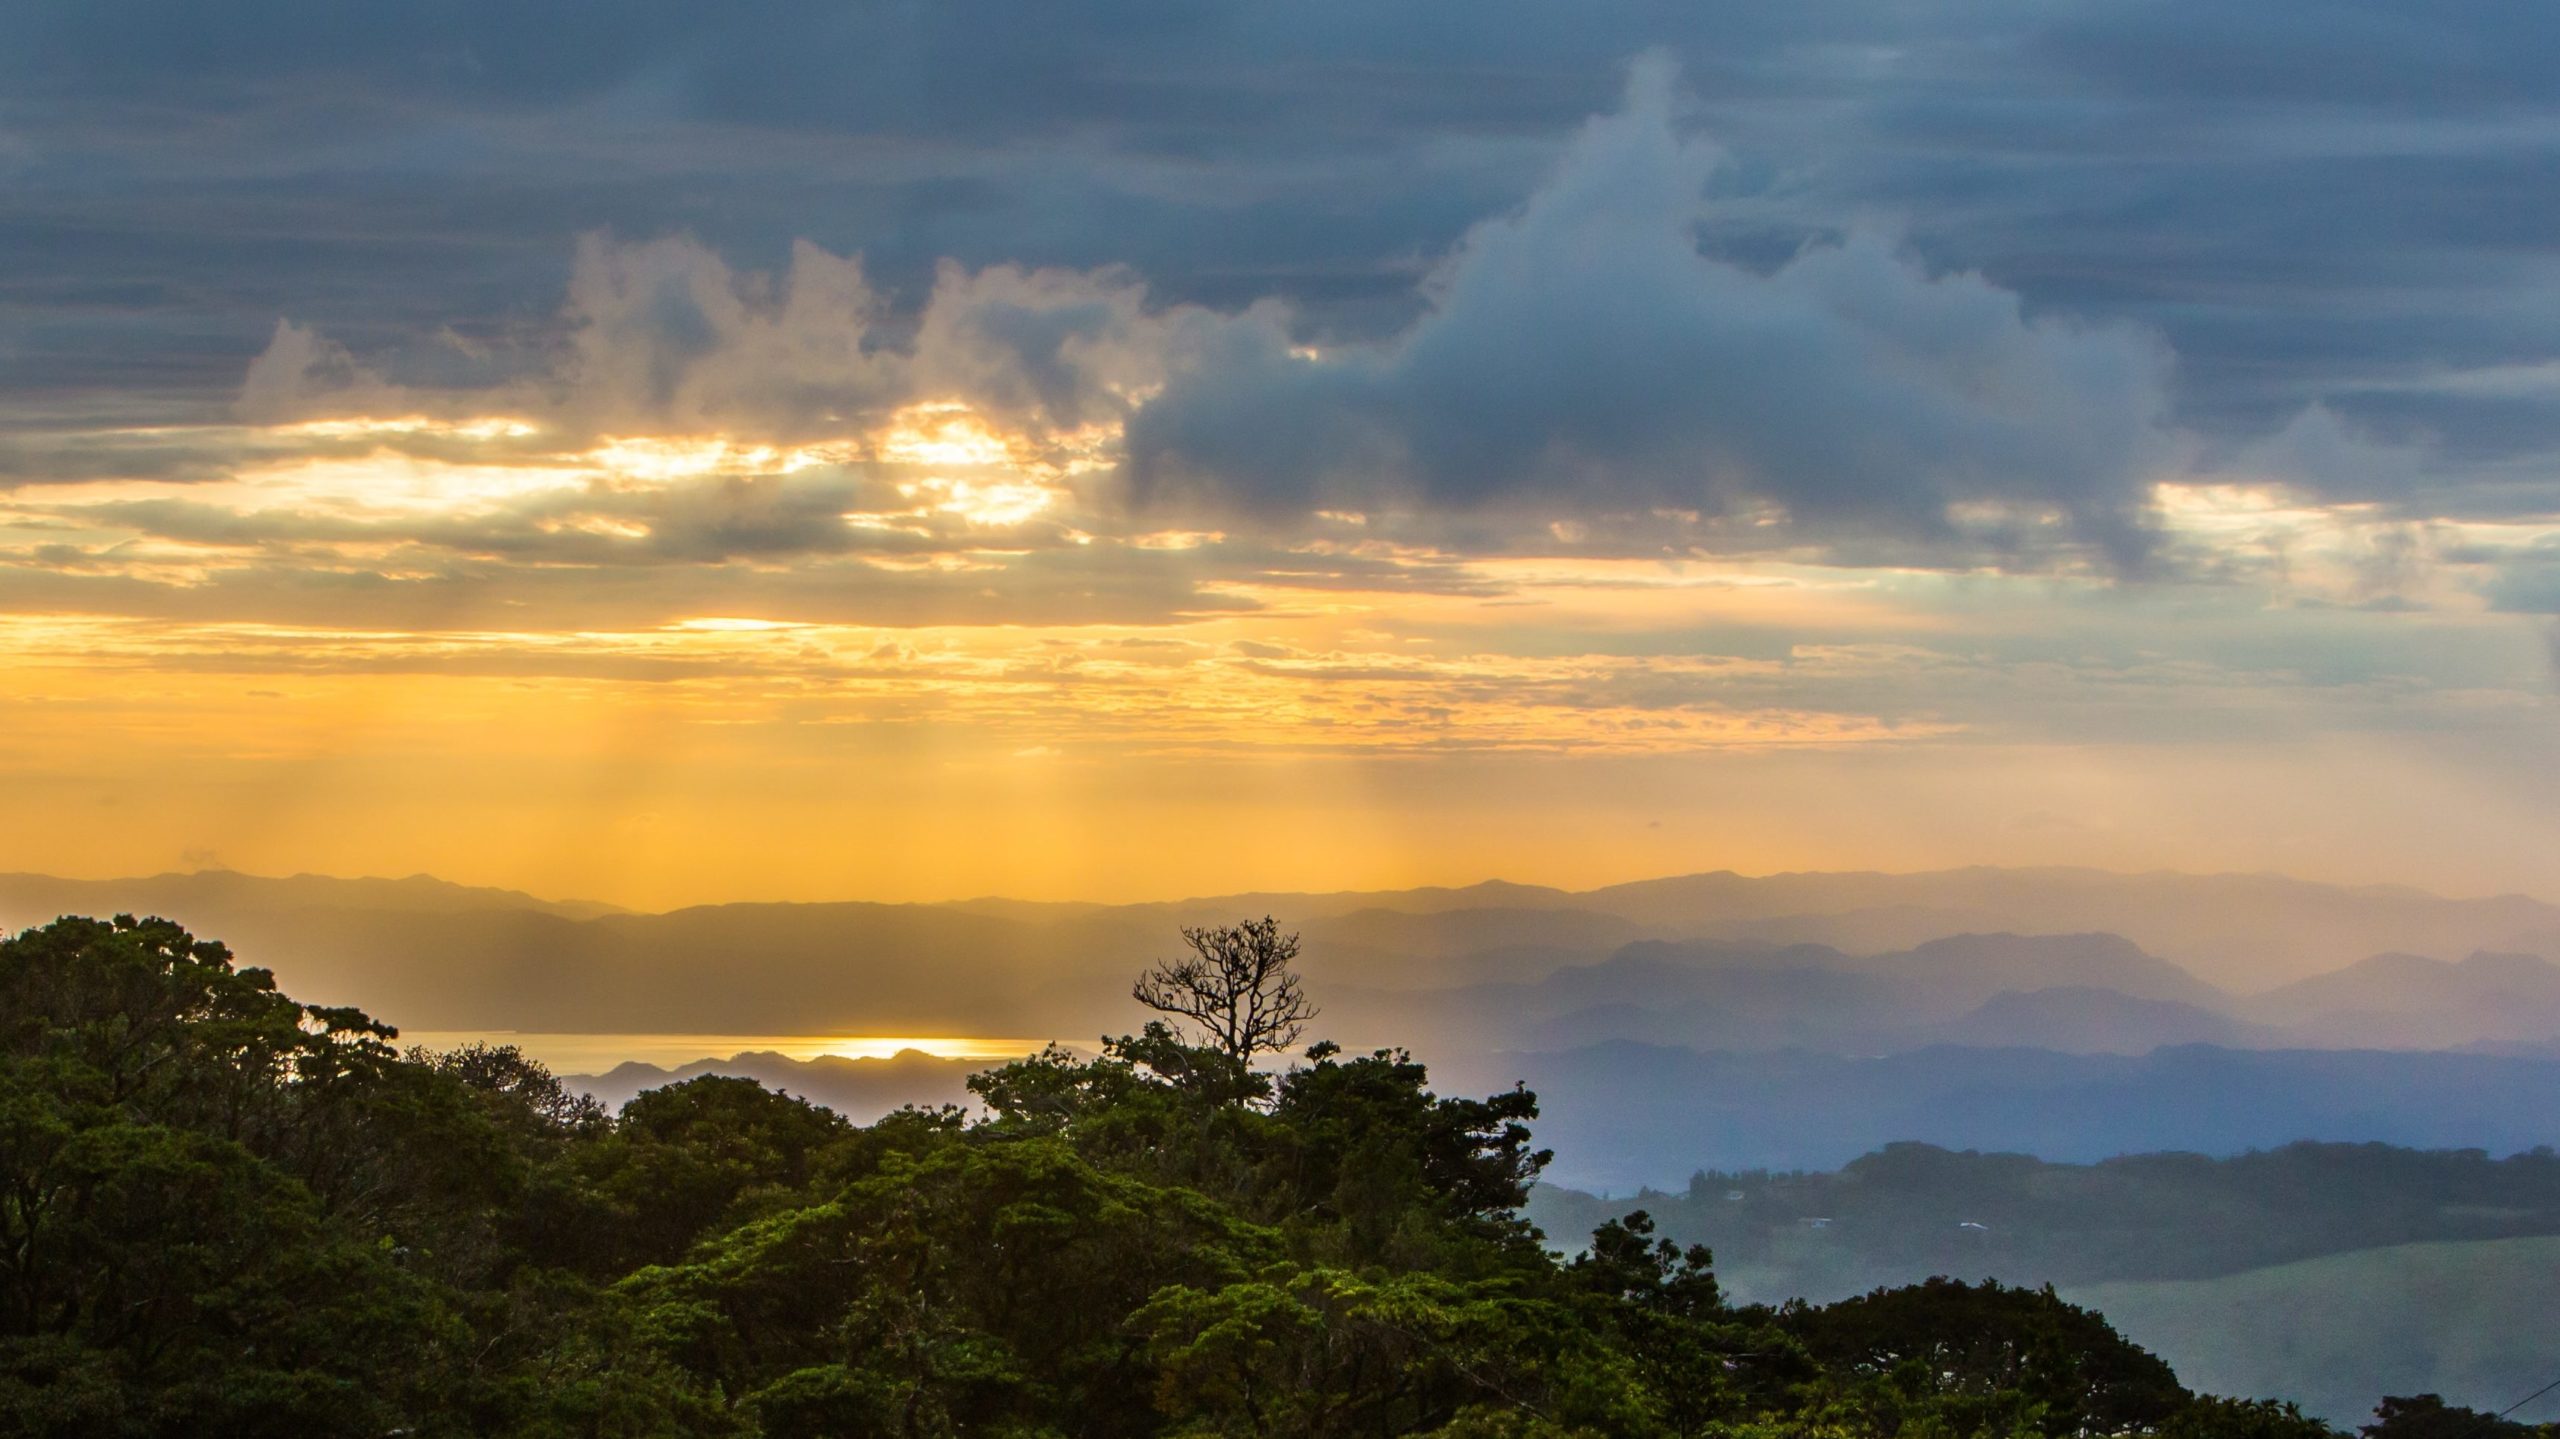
[2067, 1236, 2560, 1426]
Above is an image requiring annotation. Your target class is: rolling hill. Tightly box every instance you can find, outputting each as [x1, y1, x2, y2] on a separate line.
[2243, 950, 2560, 1048]
[7, 865, 2556, 1026]
[1460, 1042, 2560, 1190]
[2071, 1237, 2560, 1426]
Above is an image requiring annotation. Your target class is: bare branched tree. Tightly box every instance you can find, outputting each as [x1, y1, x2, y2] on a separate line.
[1131, 915, 1317, 1069]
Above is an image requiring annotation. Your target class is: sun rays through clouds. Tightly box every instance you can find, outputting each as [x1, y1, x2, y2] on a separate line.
[4, 57, 2559, 902]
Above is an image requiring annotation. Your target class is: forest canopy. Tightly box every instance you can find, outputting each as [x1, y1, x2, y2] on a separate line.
[0, 913, 2516, 1438]
[1529, 1139, 2560, 1303]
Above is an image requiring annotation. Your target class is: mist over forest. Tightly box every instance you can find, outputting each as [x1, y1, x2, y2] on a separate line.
[18, 863, 2560, 1190]
[12, 1, 2560, 1432]
[10, 864, 2560, 1426]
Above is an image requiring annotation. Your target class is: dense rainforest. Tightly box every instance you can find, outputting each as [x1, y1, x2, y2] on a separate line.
[0, 914, 2539, 1438]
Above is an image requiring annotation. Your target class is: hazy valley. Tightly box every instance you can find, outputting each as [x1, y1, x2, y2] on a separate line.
[15, 863, 2560, 1422]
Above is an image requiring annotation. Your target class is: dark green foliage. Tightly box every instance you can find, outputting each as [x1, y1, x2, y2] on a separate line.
[1131, 915, 1318, 1075]
[0, 914, 2429, 1436]
[1788, 1277, 2190, 1436]
[2166, 1396, 2345, 1439]
[1530, 1139, 2560, 1302]
[2362, 1394, 2547, 1439]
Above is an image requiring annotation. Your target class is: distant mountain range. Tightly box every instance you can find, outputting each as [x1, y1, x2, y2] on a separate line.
[2240, 949, 2560, 1047]
[5, 864, 2556, 1036]
[564, 1048, 985, 1118]
[1334, 932, 2238, 1054]
[0, 869, 628, 923]
[1456, 1043, 2560, 1190]
[1333, 930, 2560, 1062]
[14, 864, 2560, 1190]
[543, 1037, 2560, 1194]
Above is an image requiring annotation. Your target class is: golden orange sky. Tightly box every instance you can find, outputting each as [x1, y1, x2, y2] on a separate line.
[7, 73, 2560, 909]
[4, 386, 2555, 908]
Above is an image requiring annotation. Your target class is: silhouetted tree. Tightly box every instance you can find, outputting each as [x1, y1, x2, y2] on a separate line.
[2170, 1396, 2346, 1439]
[15, 911, 2446, 1437]
[419, 1040, 607, 1135]
[1130, 915, 1316, 1071]
[2363, 1394, 2541, 1439]
[1788, 1277, 2189, 1435]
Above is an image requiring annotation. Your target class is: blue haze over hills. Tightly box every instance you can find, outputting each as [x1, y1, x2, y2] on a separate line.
[14, 864, 2560, 1415]
[8, 864, 2560, 1191]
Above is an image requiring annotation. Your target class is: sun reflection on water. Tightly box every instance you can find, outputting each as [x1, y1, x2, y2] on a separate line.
[402, 1032, 1056, 1073]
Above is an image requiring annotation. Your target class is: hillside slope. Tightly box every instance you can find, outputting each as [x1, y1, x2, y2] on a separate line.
[1469, 1043, 2560, 1189]
[2069, 1237, 2560, 1426]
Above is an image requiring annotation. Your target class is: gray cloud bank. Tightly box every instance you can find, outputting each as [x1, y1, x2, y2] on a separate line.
[9, 0, 2560, 469]
[1127, 58, 2180, 565]
[0, 5, 2556, 603]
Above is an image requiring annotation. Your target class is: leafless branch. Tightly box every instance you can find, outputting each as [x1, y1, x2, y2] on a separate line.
[1130, 915, 1317, 1069]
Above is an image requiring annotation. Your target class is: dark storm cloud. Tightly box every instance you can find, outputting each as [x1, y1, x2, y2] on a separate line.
[1127, 59, 2179, 564]
[2033, 0, 2560, 106]
[5, 0, 2560, 523]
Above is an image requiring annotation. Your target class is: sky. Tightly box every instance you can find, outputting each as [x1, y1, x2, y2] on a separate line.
[3, 1, 2559, 908]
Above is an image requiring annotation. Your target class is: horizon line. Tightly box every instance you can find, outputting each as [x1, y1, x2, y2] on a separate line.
[4, 860, 2549, 919]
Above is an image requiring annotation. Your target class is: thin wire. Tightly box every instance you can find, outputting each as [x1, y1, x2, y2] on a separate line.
[2407, 1369, 2560, 1439]
[2494, 1371, 2560, 1424]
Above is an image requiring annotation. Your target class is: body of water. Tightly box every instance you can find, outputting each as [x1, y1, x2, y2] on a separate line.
[401, 1031, 1055, 1073]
